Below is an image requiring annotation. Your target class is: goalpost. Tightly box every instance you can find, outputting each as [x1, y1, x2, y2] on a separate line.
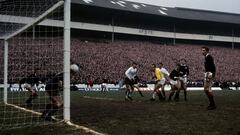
[0, 0, 71, 129]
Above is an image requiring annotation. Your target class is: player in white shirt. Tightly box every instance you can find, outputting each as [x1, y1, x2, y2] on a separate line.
[124, 62, 137, 101]
[159, 63, 170, 100]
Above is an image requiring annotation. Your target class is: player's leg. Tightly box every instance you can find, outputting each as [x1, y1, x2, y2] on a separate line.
[161, 84, 166, 100]
[125, 78, 134, 100]
[151, 82, 163, 101]
[168, 88, 176, 101]
[41, 90, 53, 119]
[180, 80, 188, 101]
[25, 84, 38, 106]
[125, 84, 134, 101]
[173, 80, 182, 101]
[204, 80, 216, 110]
[47, 96, 63, 117]
[128, 84, 135, 100]
[43, 95, 63, 121]
[134, 85, 144, 97]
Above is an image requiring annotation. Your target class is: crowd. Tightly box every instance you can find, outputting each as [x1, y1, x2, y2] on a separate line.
[0, 38, 239, 86]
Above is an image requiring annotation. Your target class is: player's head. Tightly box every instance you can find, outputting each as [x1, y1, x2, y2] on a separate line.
[132, 62, 137, 69]
[202, 46, 209, 56]
[176, 64, 180, 71]
[70, 64, 79, 74]
[151, 64, 156, 71]
[159, 62, 163, 68]
[180, 59, 187, 64]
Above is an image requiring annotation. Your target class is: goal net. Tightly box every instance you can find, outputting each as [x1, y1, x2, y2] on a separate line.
[0, 0, 67, 129]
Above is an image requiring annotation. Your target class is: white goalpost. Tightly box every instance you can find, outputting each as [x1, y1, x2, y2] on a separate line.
[0, 0, 71, 129]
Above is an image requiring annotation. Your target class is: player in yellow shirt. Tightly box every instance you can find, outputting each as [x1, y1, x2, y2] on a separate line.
[150, 64, 165, 101]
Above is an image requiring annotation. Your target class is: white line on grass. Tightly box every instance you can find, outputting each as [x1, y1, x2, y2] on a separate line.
[83, 96, 115, 101]
[5, 103, 107, 135]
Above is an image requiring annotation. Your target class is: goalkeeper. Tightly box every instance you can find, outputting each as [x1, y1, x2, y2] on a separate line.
[41, 64, 79, 121]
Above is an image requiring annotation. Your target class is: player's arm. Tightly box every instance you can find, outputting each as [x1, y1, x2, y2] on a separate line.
[58, 80, 63, 88]
[125, 67, 133, 80]
[186, 66, 190, 76]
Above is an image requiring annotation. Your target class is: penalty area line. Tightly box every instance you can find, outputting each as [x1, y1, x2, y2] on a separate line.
[5, 103, 107, 135]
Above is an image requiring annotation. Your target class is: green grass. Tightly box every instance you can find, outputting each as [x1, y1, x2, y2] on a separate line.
[1, 90, 240, 135]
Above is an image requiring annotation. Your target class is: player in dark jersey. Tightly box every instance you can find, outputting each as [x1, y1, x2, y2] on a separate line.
[21, 71, 40, 106]
[202, 47, 216, 110]
[41, 64, 79, 121]
[132, 75, 144, 97]
[168, 64, 181, 101]
[174, 59, 189, 101]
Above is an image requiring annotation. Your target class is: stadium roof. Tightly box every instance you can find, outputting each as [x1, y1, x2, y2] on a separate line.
[72, 0, 240, 25]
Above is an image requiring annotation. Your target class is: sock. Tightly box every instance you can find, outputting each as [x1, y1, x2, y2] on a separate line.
[184, 91, 187, 101]
[26, 96, 33, 103]
[157, 92, 163, 100]
[138, 90, 144, 97]
[125, 91, 129, 98]
[209, 96, 215, 106]
[174, 91, 179, 100]
[42, 104, 52, 116]
[205, 91, 215, 106]
[128, 92, 132, 97]
[47, 105, 59, 117]
[168, 91, 175, 100]
[152, 92, 156, 99]
[162, 90, 166, 98]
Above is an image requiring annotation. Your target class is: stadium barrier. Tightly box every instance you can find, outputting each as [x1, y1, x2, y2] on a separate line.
[1, 84, 239, 91]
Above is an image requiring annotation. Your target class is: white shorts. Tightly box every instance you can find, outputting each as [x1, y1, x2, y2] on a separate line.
[156, 78, 166, 85]
[170, 79, 178, 86]
[23, 83, 37, 91]
[204, 72, 213, 80]
[101, 83, 107, 88]
[179, 76, 187, 84]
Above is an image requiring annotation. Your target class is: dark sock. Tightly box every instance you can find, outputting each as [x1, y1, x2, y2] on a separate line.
[42, 104, 52, 116]
[174, 91, 180, 101]
[157, 92, 163, 100]
[162, 90, 166, 98]
[184, 91, 187, 101]
[47, 105, 59, 117]
[138, 90, 144, 97]
[205, 91, 215, 106]
[26, 97, 33, 103]
[209, 96, 215, 106]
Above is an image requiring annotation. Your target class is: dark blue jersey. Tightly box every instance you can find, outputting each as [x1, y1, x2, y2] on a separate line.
[179, 64, 189, 77]
[20, 73, 40, 86]
[169, 70, 180, 81]
[45, 73, 63, 92]
[204, 54, 216, 75]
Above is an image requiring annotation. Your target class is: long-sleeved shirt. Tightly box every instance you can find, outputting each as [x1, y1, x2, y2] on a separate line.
[154, 68, 164, 81]
[125, 67, 137, 80]
[204, 53, 216, 75]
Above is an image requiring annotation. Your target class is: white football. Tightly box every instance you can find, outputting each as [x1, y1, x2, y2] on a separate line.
[70, 64, 79, 72]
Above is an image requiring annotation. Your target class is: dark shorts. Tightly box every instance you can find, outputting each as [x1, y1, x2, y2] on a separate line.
[124, 77, 135, 86]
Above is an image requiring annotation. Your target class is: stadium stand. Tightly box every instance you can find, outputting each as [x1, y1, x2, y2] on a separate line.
[1, 38, 239, 87]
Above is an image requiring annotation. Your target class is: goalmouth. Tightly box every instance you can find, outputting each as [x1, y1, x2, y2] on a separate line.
[0, 0, 71, 129]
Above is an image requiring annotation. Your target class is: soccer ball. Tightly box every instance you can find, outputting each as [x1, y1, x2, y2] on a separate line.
[70, 64, 79, 72]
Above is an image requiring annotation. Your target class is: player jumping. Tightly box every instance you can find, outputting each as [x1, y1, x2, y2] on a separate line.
[41, 64, 79, 121]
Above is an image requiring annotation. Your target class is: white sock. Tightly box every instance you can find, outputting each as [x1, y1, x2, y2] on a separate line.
[152, 92, 156, 99]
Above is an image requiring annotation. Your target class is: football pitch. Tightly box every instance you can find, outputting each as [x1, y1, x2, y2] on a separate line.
[1, 90, 240, 135]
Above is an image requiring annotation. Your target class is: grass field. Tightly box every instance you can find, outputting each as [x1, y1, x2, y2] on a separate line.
[1, 90, 240, 135]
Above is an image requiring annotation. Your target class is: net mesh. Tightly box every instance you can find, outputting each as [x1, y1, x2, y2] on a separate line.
[0, 0, 64, 129]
